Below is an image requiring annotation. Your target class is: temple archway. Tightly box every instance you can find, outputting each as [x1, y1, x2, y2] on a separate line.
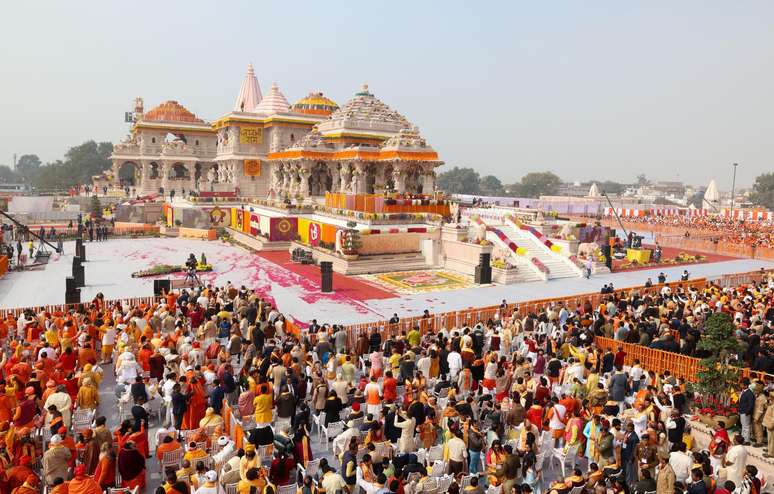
[117, 161, 139, 186]
[405, 164, 423, 194]
[308, 162, 332, 196]
[365, 163, 377, 194]
[171, 162, 189, 180]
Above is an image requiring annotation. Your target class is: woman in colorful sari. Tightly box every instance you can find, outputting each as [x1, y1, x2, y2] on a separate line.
[293, 427, 313, 468]
[485, 439, 507, 486]
[118, 441, 146, 490]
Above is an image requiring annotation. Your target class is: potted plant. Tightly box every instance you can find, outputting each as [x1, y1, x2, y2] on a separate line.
[691, 312, 741, 428]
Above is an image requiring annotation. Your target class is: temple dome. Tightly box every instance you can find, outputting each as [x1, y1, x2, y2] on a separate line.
[143, 101, 204, 123]
[254, 82, 290, 115]
[319, 84, 411, 134]
[292, 92, 339, 116]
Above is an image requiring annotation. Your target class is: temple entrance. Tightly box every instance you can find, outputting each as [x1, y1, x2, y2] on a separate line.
[171, 163, 190, 180]
[118, 161, 139, 186]
[365, 163, 377, 194]
[308, 162, 332, 196]
[405, 164, 423, 194]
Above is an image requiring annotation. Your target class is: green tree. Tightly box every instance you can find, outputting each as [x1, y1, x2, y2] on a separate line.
[513, 171, 561, 198]
[0, 165, 21, 183]
[636, 173, 650, 186]
[16, 154, 41, 176]
[90, 195, 103, 219]
[694, 313, 741, 405]
[436, 166, 480, 195]
[30, 140, 113, 191]
[749, 172, 774, 210]
[479, 175, 504, 196]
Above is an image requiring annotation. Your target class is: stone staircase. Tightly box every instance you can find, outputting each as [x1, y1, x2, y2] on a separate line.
[499, 224, 581, 280]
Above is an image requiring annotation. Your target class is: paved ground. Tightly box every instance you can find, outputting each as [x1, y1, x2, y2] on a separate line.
[2, 238, 772, 325]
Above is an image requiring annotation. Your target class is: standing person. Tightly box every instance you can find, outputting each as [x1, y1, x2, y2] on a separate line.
[585, 255, 593, 279]
[724, 435, 747, 487]
[763, 391, 774, 458]
[656, 455, 676, 494]
[738, 381, 756, 444]
[753, 385, 768, 447]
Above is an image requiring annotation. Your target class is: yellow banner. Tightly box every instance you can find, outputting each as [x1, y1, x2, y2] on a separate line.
[244, 159, 262, 177]
[239, 126, 263, 144]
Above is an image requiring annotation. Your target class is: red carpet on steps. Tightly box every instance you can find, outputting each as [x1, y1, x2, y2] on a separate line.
[255, 251, 397, 301]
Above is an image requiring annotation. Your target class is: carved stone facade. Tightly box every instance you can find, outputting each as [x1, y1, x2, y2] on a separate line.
[108, 80, 442, 199]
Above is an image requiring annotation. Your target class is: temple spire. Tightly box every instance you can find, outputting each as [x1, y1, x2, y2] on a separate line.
[254, 82, 290, 115]
[233, 63, 262, 112]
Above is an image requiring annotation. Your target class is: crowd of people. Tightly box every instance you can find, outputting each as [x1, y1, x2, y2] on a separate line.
[615, 216, 774, 249]
[0, 271, 772, 494]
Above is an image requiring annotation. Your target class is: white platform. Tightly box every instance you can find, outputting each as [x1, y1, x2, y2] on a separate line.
[0, 238, 771, 326]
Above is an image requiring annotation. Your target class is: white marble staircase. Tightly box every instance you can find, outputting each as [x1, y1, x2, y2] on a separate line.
[498, 224, 582, 280]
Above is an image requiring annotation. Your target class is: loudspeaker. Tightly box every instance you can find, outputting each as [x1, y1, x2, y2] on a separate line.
[72, 256, 82, 272]
[475, 253, 492, 284]
[154, 279, 171, 296]
[78, 243, 86, 261]
[65, 276, 80, 304]
[320, 261, 333, 292]
[601, 245, 612, 270]
[74, 265, 85, 287]
[479, 253, 491, 266]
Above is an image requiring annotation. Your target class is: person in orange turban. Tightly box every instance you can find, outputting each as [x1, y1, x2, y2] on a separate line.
[67, 464, 102, 494]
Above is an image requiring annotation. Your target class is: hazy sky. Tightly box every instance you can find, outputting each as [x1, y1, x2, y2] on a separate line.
[2, 1, 773, 189]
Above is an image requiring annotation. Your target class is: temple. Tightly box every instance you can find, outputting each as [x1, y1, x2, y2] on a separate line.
[107, 65, 441, 198]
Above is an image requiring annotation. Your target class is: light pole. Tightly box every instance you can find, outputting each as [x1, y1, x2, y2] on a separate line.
[730, 163, 739, 212]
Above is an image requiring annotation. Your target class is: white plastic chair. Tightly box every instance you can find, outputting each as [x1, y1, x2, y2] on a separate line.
[257, 444, 274, 465]
[322, 420, 345, 448]
[427, 444, 444, 463]
[430, 460, 446, 478]
[460, 475, 473, 489]
[486, 485, 503, 494]
[160, 447, 184, 472]
[224, 483, 239, 494]
[298, 458, 320, 480]
[277, 484, 297, 494]
[437, 475, 453, 492]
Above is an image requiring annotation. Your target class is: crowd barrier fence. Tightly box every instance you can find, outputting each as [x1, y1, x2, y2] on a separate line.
[0, 295, 162, 319]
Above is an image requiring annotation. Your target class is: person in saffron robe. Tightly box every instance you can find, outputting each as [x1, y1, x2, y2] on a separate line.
[182, 377, 207, 429]
[80, 429, 101, 475]
[92, 443, 116, 491]
[126, 422, 150, 459]
[49, 477, 69, 494]
[67, 464, 102, 494]
[10, 474, 39, 494]
[118, 441, 146, 490]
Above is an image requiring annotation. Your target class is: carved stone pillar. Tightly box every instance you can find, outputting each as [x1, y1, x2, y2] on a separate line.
[393, 163, 407, 194]
[299, 161, 311, 197]
[339, 163, 351, 193]
[422, 164, 436, 194]
[352, 162, 366, 194]
[329, 163, 340, 194]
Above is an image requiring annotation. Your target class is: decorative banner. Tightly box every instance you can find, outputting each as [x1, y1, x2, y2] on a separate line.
[209, 206, 227, 226]
[250, 213, 261, 236]
[270, 217, 297, 241]
[239, 126, 263, 144]
[309, 222, 321, 246]
[244, 159, 262, 177]
[233, 208, 244, 231]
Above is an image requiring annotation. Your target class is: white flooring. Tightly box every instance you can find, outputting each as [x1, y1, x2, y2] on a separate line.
[1, 238, 772, 326]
